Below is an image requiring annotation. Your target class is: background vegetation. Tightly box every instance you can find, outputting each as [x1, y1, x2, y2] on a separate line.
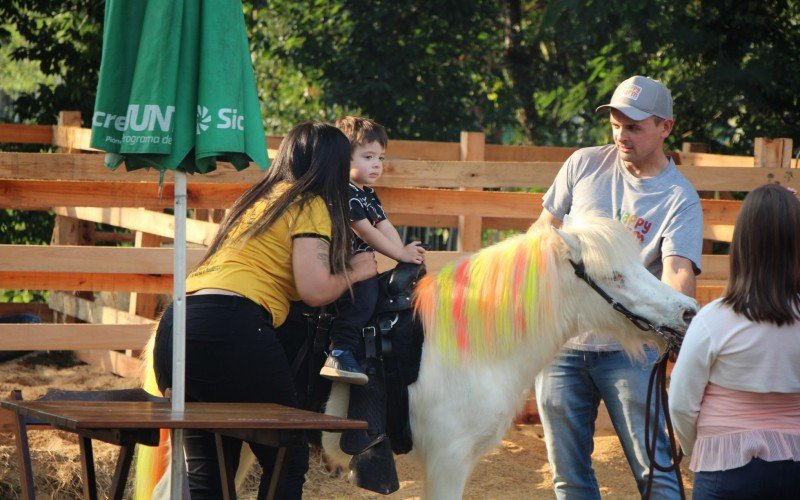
[1, 0, 798, 297]
[2, 0, 799, 152]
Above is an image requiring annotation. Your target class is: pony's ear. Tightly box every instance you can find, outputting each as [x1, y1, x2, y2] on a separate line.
[554, 227, 582, 261]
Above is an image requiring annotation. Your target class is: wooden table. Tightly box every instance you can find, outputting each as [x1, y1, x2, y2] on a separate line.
[1, 399, 367, 500]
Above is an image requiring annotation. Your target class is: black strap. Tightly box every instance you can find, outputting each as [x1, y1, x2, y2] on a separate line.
[291, 312, 317, 378]
[292, 309, 332, 379]
[568, 260, 683, 350]
[313, 313, 334, 355]
[643, 356, 685, 499]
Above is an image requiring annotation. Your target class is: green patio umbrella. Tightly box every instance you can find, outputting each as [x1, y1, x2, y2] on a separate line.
[91, 1, 268, 176]
[90, 1, 268, 497]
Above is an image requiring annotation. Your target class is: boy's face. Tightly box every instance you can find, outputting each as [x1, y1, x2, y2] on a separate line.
[349, 140, 385, 187]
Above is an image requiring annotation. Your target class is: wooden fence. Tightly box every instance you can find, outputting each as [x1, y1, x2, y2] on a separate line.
[0, 113, 796, 386]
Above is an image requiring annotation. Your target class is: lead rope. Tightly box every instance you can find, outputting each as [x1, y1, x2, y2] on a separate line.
[643, 353, 685, 500]
[567, 259, 688, 498]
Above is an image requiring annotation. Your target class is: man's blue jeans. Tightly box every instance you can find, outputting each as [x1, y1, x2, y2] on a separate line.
[534, 347, 681, 499]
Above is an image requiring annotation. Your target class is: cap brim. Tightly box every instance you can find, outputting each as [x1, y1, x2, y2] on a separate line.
[595, 104, 652, 121]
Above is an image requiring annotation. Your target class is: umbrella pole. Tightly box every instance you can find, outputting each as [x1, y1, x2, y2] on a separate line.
[171, 170, 187, 498]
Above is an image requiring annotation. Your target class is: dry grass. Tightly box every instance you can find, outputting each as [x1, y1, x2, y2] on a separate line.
[0, 352, 693, 499]
[1, 437, 122, 499]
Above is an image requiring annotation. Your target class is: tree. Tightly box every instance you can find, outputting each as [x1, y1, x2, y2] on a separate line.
[503, 0, 800, 151]
[248, 0, 518, 141]
[0, 0, 104, 125]
[2, 0, 799, 152]
[664, 0, 800, 152]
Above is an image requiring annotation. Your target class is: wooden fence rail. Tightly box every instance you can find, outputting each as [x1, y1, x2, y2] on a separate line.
[0, 117, 794, 381]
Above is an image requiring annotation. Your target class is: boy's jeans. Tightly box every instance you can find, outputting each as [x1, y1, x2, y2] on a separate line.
[327, 274, 380, 351]
[534, 347, 681, 500]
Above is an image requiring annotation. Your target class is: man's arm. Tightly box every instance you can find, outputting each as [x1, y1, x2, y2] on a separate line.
[662, 255, 696, 297]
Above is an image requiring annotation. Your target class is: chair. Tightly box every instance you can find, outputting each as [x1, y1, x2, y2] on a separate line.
[8, 387, 167, 500]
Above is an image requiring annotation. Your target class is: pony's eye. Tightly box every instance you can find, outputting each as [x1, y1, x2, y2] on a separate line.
[611, 272, 625, 285]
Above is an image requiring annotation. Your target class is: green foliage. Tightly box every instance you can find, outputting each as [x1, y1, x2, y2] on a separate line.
[0, 210, 54, 244]
[0, 24, 58, 122]
[0, 0, 103, 124]
[1, 289, 48, 304]
[2, 1, 799, 150]
[663, 0, 800, 152]
[0, 210, 53, 303]
[247, 0, 517, 141]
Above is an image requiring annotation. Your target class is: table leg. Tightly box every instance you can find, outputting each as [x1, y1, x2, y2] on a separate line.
[78, 437, 98, 500]
[10, 410, 35, 500]
[266, 446, 289, 500]
[109, 443, 135, 500]
[215, 432, 237, 500]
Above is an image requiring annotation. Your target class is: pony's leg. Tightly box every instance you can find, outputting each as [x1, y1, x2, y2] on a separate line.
[420, 444, 477, 500]
[411, 352, 534, 500]
[411, 382, 489, 500]
[234, 446, 257, 491]
[321, 382, 352, 468]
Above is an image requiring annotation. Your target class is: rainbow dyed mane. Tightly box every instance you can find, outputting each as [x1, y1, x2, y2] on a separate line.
[414, 214, 645, 362]
[415, 227, 554, 361]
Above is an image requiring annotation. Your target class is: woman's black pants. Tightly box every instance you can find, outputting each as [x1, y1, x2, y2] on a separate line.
[153, 294, 309, 499]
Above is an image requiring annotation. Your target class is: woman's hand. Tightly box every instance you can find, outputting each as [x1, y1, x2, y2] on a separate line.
[349, 251, 378, 282]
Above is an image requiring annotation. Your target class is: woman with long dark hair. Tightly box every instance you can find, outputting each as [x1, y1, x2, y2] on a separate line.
[153, 122, 377, 499]
[670, 183, 800, 499]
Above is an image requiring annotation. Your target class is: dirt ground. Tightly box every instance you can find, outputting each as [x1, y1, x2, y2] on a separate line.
[0, 352, 693, 499]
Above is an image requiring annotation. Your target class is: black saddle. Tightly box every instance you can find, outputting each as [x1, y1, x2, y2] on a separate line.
[283, 262, 425, 495]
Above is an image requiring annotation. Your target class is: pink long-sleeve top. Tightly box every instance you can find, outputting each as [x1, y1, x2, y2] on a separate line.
[668, 298, 800, 472]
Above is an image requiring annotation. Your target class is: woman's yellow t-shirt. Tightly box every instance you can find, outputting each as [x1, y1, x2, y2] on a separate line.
[187, 189, 332, 327]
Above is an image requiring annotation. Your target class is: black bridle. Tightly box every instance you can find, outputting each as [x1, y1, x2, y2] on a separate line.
[568, 260, 684, 351]
[568, 259, 686, 500]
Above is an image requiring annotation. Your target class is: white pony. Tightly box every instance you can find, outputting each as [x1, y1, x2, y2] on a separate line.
[136, 214, 697, 498]
[322, 214, 697, 499]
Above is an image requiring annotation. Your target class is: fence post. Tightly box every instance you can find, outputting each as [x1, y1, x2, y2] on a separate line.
[681, 142, 709, 154]
[129, 232, 163, 317]
[54, 111, 83, 154]
[50, 111, 103, 363]
[682, 142, 717, 254]
[51, 112, 95, 249]
[754, 137, 793, 168]
[457, 132, 485, 252]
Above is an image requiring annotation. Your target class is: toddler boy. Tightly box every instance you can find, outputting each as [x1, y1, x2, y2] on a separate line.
[319, 116, 425, 384]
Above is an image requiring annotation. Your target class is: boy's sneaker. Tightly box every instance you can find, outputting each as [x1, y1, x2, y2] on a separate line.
[320, 349, 368, 385]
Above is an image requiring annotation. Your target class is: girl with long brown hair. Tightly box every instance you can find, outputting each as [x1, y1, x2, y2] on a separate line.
[670, 183, 800, 499]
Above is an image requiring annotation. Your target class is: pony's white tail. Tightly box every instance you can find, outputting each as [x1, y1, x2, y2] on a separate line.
[321, 382, 352, 468]
[133, 333, 171, 500]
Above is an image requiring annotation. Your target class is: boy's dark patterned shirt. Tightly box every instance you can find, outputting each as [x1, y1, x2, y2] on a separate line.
[349, 182, 387, 254]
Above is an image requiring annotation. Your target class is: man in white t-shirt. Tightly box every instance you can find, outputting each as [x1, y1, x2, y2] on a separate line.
[533, 76, 703, 499]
